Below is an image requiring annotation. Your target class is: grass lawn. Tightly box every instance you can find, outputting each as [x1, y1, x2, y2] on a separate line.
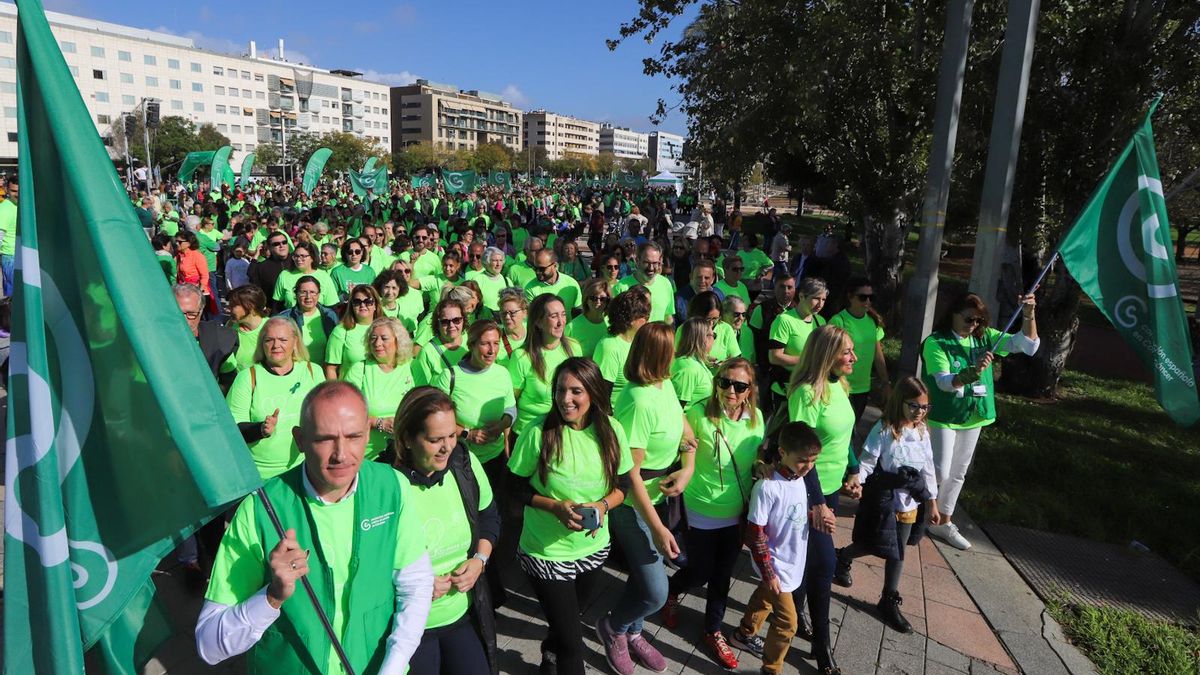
[1046, 595, 1200, 675]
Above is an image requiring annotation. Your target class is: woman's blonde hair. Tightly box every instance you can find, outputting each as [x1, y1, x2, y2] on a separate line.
[363, 316, 415, 367]
[705, 357, 759, 429]
[787, 325, 852, 404]
[675, 317, 712, 361]
[253, 316, 311, 364]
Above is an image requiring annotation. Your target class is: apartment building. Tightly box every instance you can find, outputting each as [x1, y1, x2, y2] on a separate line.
[649, 130, 688, 175]
[0, 4, 392, 169]
[599, 124, 649, 160]
[522, 110, 600, 160]
[390, 79, 522, 154]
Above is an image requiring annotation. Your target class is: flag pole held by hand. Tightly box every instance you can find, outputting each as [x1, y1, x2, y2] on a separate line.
[988, 250, 1059, 355]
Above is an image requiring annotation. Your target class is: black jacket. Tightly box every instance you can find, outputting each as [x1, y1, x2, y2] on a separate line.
[850, 465, 932, 561]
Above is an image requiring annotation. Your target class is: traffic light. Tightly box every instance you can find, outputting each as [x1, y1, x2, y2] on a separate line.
[123, 113, 136, 137]
[146, 101, 160, 128]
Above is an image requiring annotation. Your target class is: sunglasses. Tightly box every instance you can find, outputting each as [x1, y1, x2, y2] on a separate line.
[961, 315, 985, 326]
[351, 298, 376, 307]
[588, 295, 610, 303]
[856, 293, 874, 301]
[906, 401, 932, 413]
[730, 311, 748, 318]
[348, 248, 363, 255]
[716, 377, 751, 393]
[270, 240, 289, 247]
[604, 264, 620, 270]
[438, 316, 464, 326]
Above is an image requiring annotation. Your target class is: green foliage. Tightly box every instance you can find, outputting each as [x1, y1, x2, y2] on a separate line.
[470, 142, 514, 172]
[254, 131, 387, 174]
[127, 116, 230, 173]
[1046, 595, 1200, 675]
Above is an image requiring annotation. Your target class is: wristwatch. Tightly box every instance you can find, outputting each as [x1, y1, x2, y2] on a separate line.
[472, 552, 489, 568]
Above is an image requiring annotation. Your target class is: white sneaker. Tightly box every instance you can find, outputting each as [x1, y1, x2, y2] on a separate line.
[931, 522, 972, 550]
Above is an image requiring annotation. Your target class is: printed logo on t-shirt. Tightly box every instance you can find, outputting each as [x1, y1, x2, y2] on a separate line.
[359, 511, 394, 531]
[784, 503, 808, 525]
[891, 442, 926, 471]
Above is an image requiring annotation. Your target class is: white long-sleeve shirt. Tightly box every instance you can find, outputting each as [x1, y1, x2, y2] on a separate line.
[859, 422, 938, 513]
[933, 332, 1040, 394]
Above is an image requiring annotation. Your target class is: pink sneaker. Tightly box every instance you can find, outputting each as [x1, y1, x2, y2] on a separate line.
[596, 616, 635, 675]
[628, 633, 668, 673]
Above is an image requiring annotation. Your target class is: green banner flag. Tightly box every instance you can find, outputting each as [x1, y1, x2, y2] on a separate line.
[1059, 102, 1199, 427]
[239, 152, 256, 188]
[362, 156, 378, 174]
[176, 150, 214, 183]
[443, 169, 477, 195]
[5, 3, 265, 672]
[350, 165, 388, 202]
[209, 144, 233, 190]
[301, 147, 332, 195]
[410, 174, 435, 189]
[535, 176, 551, 188]
[488, 169, 511, 191]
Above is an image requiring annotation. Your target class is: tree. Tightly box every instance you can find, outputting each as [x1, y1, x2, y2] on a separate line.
[126, 116, 230, 175]
[393, 143, 449, 175]
[471, 142, 514, 172]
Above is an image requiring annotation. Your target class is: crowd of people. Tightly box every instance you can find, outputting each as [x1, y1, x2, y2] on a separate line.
[151, 174, 1041, 675]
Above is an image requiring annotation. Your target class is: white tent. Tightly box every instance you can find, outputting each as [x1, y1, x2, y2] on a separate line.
[648, 171, 683, 195]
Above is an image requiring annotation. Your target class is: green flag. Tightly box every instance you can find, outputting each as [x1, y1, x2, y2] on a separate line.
[362, 156, 378, 174]
[1059, 101, 1199, 427]
[239, 152, 256, 188]
[443, 169, 477, 195]
[301, 147, 332, 195]
[349, 165, 388, 202]
[5, 3, 265, 672]
[209, 144, 233, 190]
[410, 174, 435, 189]
[176, 150, 214, 183]
[488, 169, 511, 191]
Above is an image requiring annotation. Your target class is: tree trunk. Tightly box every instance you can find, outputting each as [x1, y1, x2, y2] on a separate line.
[733, 181, 743, 212]
[998, 259, 1081, 398]
[861, 209, 907, 327]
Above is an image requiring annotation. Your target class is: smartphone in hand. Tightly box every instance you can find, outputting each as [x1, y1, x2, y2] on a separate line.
[573, 505, 601, 531]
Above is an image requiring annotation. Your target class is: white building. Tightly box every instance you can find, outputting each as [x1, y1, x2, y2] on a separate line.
[522, 110, 600, 160]
[649, 130, 688, 175]
[599, 124, 648, 160]
[0, 4, 393, 171]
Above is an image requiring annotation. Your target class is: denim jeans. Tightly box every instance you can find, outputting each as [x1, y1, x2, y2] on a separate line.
[798, 491, 839, 651]
[607, 503, 670, 635]
[1, 253, 13, 298]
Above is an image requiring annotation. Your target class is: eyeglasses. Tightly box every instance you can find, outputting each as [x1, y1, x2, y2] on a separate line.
[348, 248, 363, 255]
[351, 298, 376, 307]
[604, 264, 620, 270]
[438, 316, 464, 326]
[906, 402, 932, 413]
[293, 253, 311, 259]
[270, 240, 289, 247]
[730, 311, 748, 318]
[500, 309, 524, 319]
[856, 293, 874, 301]
[533, 263, 556, 272]
[716, 377, 751, 393]
[588, 295, 610, 303]
[470, 254, 482, 260]
[961, 315, 985, 326]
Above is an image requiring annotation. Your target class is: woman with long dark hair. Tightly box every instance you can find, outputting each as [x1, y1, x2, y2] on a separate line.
[507, 294, 577, 436]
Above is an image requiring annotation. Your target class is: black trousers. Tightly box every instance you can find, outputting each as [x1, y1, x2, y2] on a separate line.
[482, 453, 520, 606]
[526, 566, 606, 675]
[667, 523, 743, 633]
[797, 491, 838, 651]
[408, 614, 490, 674]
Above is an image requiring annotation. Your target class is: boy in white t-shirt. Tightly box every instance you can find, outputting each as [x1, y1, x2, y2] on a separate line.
[731, 421, 821, 674]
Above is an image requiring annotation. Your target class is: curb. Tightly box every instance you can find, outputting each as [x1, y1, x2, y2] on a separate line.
[931, 509, 1098, 675]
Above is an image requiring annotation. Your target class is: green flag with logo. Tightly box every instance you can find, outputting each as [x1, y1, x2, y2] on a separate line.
[5, 2, 265, 672]
[209, 144, 233, 191]
[1059, 102, 1199, 426]
[362, 156, 378, 174]
[301, 147, 332, 195]
[443, 169, 477, 195]
[488, 169, 511, 191]
[350, 165, 388, 202]
[239, 151, 256, 188]
[410, 174, 435, 189]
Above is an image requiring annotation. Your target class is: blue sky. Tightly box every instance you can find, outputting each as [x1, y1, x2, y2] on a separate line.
[40, 0, 695, 136]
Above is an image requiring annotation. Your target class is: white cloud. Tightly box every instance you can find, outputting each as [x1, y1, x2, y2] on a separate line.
[500, 84, 529, 107]
[358, 69, 420, 86]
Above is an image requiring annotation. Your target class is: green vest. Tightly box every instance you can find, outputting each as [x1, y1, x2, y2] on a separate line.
[248, 462, 402, 675]
[921, 332, 996, 426]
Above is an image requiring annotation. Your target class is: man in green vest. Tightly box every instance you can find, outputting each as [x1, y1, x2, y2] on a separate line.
[196, 381, 433, 674]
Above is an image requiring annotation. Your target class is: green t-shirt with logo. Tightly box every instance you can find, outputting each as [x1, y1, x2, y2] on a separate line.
[670, 356, 714, 409]
[507, 340, 579, 434]
[593, 335, 632, 404]
[788, 381, 856, 495]
[614, 380, 685, 504]
[433, 363, 516, 462]
[829, 310, 885, 395]
[409, 451, 493, 629]
[343, 360, 416, 459]
[683, 403, 764, 520]
[225, 362, 323, 479]
[412, 341, 468, 387]
[329, 264, 377, 302]
[508, 418, 632, 561]
[205, 470, 427, 674]
[565, 314, 609, 359]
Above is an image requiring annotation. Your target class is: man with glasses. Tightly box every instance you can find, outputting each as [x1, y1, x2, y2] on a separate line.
[614, 242, 675, 324]
[397, 225, 443, 279]
[523, 248, 582, 316]
[248, 232, 291, 302]
[507, 235, 544, 289]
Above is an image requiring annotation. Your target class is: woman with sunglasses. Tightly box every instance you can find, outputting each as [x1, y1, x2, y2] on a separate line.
[921, 291, 1038, 551]
[565, 278, 611, 359]
[594, 287, 651, 404]
[342, 317, 417, 462]
[722, 296, 755, 364]
[412, 297, 469, 387]
[596, 254, 623, 287]
[174, 230, 210, 300]
[660, 358, 762, 669]
[508, 294, 578, 437]
[273, 241, 337, 311]
[833, 376, 941, 634]
[767, 276, 828, 402]
[671, 317, 717, 409]
[329, 238, 377, 303]
[685, 291, 741, 367]
[494, 289, 528, 363]
[324, 285, 383, 380]
[829, 277, 891, 423]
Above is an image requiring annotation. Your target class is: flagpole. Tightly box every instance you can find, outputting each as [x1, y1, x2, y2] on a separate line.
[255, 487, 358, 675]
[987, 249, 1059, 354]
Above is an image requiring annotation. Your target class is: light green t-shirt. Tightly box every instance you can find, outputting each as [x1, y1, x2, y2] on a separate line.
[507, 339, 579, 434]
[593, 334, 632, 404]
[676, 321, 741, 367]
[464, 269, 509, 313]
[714, 279, 751, 306]
[226, 362, 323, 478]
[508, 262, 536, 290]
[614, 380, 685, 504]
[524, 274, 583, 316]
[412, 341, 468, 387]
[385, 290, 425, 336]
[829, 310, 885, 394]
[565, 314, 609, 359]
[232, 320, 265, 371]
[768, 309, 826, 393]
[788, 381, 856, 495]
[205, 470, 427, 675]
[508, 419, 633, 561]
[343, 360, 416, 459]
[737, 248, 774, 279]
[409, 452, 494, 629]
[683, 403, 764, 520]
[670, 356, 715, 409]
[196, 228, 222, 272]
[399, 248, 442, 278]
[299, 310, 329, 366]
[614, 273, 674, 323]
[433, 363, 516, 462]
[329, 264, 377, 302]
[274, 268, 338, 308]
[0, 199, 15, 257]
[326, 322, 371, 374]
